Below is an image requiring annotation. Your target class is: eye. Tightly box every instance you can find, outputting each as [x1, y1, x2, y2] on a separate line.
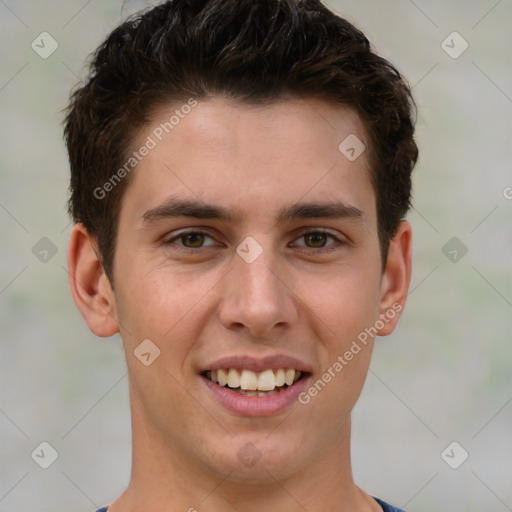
[292, 230, 343, 253]
[163, 230, 218, 253]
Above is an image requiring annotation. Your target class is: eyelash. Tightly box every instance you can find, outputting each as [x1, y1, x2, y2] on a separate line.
[163, 229, 344, 255]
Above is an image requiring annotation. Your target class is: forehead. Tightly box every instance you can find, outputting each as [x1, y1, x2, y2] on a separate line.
[122, 97, 375, 227]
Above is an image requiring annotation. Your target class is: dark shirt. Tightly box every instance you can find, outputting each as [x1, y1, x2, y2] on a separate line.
[95, 497, 405, 511]
[374, 497, 406, 511]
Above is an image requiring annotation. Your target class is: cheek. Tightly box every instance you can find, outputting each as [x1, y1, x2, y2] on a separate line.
[300, 265, 382, 342]
[117, 268, 207, 424]
[295, 265, 380, 405]
[114, 263, 217, 370]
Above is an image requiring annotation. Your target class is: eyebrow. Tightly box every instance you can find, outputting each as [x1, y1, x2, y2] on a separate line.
[140, 197, 366, 226]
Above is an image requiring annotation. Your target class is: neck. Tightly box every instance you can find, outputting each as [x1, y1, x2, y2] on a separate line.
[109, 398, 379, 512]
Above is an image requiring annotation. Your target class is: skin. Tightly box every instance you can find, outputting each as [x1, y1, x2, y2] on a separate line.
[68, 97, 412, 512]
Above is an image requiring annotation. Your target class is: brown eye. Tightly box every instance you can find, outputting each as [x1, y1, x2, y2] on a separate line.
[303, 232, 329, 248]
[164, 230, 217, 253]
[180, 232, 206, 248]
[294, 230, 340, 251]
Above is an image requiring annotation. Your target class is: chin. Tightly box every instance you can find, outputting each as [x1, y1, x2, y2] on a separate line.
[207, 435, 307, 483]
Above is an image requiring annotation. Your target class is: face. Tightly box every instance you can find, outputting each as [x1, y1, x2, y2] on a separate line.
[102, 97, 405, 482]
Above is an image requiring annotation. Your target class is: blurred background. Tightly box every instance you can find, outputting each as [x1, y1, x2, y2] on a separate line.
[0, 0, 511, 510]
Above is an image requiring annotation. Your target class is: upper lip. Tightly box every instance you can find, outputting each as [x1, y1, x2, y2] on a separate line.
[200, 354, 313, 374]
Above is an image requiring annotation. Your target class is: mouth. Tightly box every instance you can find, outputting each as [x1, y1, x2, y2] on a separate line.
[199, 355, 313, 416]
[202, 367, 306, 397]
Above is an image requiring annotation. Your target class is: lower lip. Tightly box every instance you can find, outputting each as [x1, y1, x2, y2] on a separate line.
[201, 374, 311, 417]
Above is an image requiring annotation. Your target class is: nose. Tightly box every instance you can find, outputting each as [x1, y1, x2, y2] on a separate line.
[218, 244, 298, 339]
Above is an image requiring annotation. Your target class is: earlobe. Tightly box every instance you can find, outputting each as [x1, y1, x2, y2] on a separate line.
[376, 220, 412, 336]
[67, 223, 119, 337]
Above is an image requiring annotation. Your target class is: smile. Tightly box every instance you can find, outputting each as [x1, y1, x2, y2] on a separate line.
[204, 368, 304, 396]
[200, 364, 311, 416]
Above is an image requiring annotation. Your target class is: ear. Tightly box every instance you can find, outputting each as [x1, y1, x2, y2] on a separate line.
[67, 223, 119, 337]
[376, 220, 412, 336]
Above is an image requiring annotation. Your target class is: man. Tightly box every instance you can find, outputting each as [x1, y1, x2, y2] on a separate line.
[64, 0, 418, 510]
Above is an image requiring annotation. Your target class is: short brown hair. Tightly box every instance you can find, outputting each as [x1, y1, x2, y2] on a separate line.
[64, 0, 418, 284]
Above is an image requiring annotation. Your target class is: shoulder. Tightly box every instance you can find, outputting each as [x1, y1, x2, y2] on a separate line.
[373, 497, 407, 512]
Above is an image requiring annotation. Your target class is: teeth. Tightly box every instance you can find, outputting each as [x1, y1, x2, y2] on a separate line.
[257, 369, 276, 391]
[233, 389, 279, 397]
[227, 368, 239, 388]
[217, 368, 228, 387]
[240, 369, 258, 390]
[275, 368, 285, 387]
[285, 368, 295, 386]
[207, 368, 302, 391]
